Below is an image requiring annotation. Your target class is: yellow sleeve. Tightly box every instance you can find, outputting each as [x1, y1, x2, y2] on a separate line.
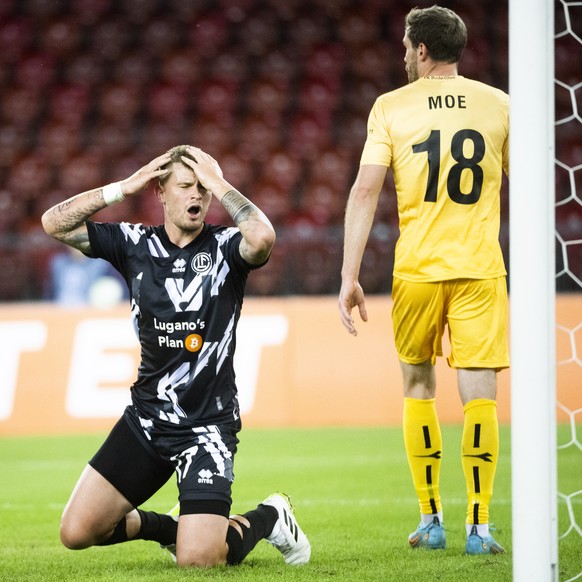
[360, 97, 393, 167]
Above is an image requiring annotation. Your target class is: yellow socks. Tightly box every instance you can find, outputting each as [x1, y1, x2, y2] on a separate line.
[404, 397, 499, 533]
[461, 399, 499, 529]
[403, 398, 442, 517]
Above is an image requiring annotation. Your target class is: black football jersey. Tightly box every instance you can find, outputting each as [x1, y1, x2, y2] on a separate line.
[87, 221, 253, 428]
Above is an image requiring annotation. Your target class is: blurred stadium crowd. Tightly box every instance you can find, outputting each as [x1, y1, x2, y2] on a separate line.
[0, 0, 577, 301]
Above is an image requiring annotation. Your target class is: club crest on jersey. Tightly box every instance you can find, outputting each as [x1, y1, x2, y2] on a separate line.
[191, 252, 212, 275]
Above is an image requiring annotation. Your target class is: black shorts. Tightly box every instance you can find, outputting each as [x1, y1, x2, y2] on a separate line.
[89, 411, 174, 508]
[89, 406, 239, 517]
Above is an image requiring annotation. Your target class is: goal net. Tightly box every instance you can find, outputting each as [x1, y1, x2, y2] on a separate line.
[510, 1, 582, 580]
[555, 2, 582, 581]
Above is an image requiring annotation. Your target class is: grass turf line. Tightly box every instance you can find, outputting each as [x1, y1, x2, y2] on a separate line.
[0, 426, 579, 581]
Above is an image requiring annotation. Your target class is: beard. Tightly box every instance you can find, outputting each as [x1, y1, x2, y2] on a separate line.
[406, 60, 419, 83]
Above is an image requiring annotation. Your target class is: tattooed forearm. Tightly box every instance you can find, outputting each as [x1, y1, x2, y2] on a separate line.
[51, 204, 90, 231]
[41, 188, 107, 253]
[48, 189, 104, 233]
[55, 199, 74, 214]
[219, 189, 275, 264]
[222, 189, 258, 225]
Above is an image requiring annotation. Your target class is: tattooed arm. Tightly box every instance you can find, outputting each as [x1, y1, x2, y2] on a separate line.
[41, 188, 110, 254]
[220, 188, 276, 265]
[182, 146, 276, 265]
[41, 153, 172, 253]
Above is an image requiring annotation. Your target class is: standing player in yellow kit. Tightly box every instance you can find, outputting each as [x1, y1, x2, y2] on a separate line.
[338, 6, 509, 554]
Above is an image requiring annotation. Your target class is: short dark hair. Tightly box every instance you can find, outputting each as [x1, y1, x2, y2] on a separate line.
[405, 6, 467, 64]
[158, 145, 196, 186]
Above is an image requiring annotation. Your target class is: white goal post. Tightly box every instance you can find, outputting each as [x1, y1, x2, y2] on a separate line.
[509, 0, 558, 581]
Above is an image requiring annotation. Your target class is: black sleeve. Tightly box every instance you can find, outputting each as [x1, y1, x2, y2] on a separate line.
[231, 230, 271, 272]
[86, 221, 129, 276]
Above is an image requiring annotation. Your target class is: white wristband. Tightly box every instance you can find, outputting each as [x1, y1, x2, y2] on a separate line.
[102, 182, 125, 206]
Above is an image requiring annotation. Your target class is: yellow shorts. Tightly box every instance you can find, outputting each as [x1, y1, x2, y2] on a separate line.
[392, 277, 510, 369]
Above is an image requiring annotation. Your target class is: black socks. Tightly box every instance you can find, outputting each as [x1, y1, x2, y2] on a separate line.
[135, 509, 178, 546]
[97, 516, 128, 546]
[226, 504, 278, 565]
[99, 504, 276, 564]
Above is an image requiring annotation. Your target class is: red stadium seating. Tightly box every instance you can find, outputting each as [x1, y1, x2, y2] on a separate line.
[0, 0, 544, 300]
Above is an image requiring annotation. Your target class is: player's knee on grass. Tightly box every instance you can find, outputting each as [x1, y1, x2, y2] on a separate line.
[60, 510, 93, 549]
[174, 512, 230, 568]
[60, 519, 102, 550]
[176, 543, 228, 568]
[60, 519, 90, 550]
[61, 513, 128, 550]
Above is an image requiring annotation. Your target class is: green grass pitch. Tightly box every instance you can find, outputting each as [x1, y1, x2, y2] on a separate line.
[1, 425, 580, 581]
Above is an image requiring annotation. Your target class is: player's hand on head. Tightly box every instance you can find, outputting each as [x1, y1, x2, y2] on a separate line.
[120, 152, 172, 197]
[181, 146, 224, 192]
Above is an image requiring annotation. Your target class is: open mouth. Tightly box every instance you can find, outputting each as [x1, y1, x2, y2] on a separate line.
[187, 204, 201, 218]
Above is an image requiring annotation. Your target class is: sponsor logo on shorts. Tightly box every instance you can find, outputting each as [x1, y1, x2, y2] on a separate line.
[198, 468, 214, 484]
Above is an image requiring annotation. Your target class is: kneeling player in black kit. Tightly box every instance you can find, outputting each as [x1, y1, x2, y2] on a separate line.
[42, 145, 310, 568]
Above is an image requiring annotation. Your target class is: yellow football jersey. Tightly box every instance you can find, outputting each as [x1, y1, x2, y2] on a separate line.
[361, 76, 509, 282]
